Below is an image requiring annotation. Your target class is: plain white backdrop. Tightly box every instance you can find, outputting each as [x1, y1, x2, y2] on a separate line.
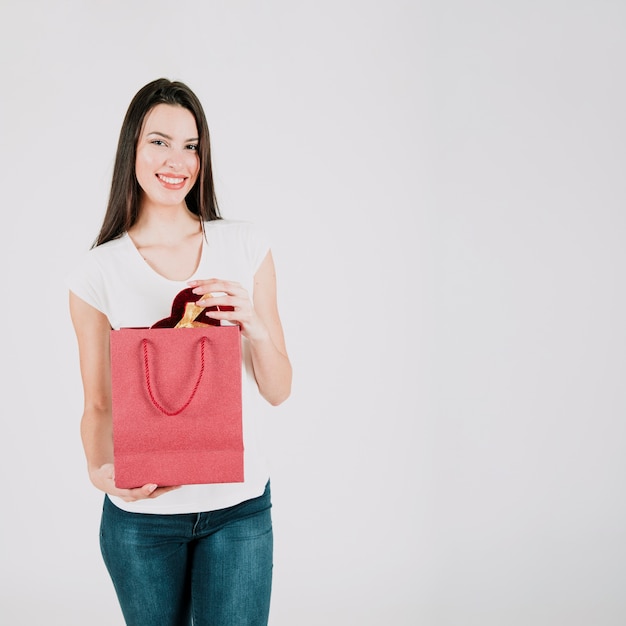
[1, 1, 625, 624]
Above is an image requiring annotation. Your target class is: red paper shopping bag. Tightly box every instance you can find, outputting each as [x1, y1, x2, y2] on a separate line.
[110, 324, 244, 489]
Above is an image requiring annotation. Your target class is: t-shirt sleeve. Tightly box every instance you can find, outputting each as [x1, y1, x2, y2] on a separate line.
[243, 221, 271, 274]
[65, 251, 108, 315]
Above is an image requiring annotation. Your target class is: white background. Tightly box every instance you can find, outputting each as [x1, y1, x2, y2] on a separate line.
[1, 1, 625, 624]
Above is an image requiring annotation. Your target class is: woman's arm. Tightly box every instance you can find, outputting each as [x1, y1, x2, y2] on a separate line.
[189, 250, 292, 405]
[69, 292, 179, 501]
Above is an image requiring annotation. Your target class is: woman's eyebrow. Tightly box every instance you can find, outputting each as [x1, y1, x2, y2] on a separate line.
[146, 131, 199, 142]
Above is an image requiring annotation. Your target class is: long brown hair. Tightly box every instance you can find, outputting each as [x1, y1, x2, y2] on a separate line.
[94, 79, 220, 247]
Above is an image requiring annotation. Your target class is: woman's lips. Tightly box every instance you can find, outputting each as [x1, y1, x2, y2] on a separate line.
[156, 173, 187, 189]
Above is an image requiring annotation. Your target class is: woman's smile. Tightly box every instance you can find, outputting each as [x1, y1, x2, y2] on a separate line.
[156, 173, 188, 189]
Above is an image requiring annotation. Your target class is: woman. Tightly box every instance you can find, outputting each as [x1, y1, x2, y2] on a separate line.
[68, 78, 291, 626]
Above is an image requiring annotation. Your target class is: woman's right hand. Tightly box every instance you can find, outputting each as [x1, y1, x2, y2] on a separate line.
[69, 296, 182, 504]
[90, 463, 181, 502]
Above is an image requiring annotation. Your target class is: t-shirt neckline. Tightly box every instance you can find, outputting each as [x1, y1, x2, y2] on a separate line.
[123, 231, 206, 284]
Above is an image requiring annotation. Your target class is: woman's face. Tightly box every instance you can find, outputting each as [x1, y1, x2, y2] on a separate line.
[135, 103, 200, 210]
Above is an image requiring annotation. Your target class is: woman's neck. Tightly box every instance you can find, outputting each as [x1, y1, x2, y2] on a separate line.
[129, 203, 201, 247]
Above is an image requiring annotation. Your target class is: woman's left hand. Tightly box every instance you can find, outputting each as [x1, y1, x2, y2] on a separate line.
[189, 252, 291, 406]
[188, 279, 269, 342]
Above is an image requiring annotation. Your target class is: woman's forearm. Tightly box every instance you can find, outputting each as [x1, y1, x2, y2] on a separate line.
[80, 407, 114, 476]
[248, 330, 292, 406]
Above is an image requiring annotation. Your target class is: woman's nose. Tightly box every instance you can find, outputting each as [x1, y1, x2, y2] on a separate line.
[165, 147, 188, 170]
[166, 155, 183, 169]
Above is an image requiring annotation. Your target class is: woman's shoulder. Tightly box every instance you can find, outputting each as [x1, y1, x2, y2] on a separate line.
[68, 234, 133, 282]
[90, 233, 131, 254]
[204, 218, 268, 243]
[74, 233, 132, 267]
[204, 218, 257, 232]
[203, 219, 271, 270]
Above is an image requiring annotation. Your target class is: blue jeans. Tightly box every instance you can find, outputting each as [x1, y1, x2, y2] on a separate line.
[100, 482, 273, 626]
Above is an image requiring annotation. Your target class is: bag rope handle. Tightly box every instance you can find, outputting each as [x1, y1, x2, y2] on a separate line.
[142, 337, 208, 416]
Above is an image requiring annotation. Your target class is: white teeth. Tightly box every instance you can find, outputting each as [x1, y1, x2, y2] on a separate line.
[158, 174, 184, 184]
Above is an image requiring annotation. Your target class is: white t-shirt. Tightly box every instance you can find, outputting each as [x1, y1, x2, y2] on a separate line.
[67, 219, 272, 514]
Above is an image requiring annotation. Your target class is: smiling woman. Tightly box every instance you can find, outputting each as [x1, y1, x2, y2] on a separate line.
[135, 105, 200, 205]
[65, 78, 291, 626]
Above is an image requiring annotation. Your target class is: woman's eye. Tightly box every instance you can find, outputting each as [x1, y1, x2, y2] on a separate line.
[151, 139, 166, 147]
[186, 144, 199, 151]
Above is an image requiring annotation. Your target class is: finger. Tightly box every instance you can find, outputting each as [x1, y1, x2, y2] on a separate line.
[191, 280, 244, 297]
[149, 485, 182, 498]
[198, 294, 247, 310]
[118, 484, 181, 502]
[118, 483, 157, 502]
[187, 279, 219, 288]
[205, 308, 252, 326]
